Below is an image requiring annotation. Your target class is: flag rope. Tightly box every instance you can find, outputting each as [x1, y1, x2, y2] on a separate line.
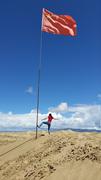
[0, 138, 33, 158]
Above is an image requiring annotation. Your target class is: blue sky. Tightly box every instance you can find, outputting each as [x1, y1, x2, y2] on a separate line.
[0, 0, 101, 130]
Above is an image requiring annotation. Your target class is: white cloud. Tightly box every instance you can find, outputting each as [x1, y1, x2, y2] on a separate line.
[49, 102, 69, 113]
[0, 103, 101, 131]
[67, 104, 101, 129]
[25, 86, 33, 95]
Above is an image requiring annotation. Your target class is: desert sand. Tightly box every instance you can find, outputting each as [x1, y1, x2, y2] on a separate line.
[0, 131, 101, 180]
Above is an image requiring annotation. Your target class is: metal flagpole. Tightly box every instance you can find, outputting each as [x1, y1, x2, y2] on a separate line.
[35, 10, 43, 139]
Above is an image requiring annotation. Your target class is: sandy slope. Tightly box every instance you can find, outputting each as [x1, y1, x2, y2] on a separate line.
[46, 160, 101, 180]
[0, 131, 101, 180]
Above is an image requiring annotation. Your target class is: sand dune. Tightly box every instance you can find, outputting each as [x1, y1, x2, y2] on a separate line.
[0, 131, 101, 180]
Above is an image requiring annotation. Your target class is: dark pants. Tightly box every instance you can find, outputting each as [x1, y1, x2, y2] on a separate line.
[39, 121, 51, 133]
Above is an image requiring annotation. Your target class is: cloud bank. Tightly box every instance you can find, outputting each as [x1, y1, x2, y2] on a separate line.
[0, 102, 101, 131]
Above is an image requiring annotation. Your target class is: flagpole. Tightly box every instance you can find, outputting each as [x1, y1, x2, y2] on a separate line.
[35, 10, 43, 139]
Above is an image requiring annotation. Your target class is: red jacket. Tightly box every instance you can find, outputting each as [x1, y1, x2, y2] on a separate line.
[48, 115, 54, 124]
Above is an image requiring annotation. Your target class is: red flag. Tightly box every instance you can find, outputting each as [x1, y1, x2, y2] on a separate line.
[42, 9, 77, 36]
